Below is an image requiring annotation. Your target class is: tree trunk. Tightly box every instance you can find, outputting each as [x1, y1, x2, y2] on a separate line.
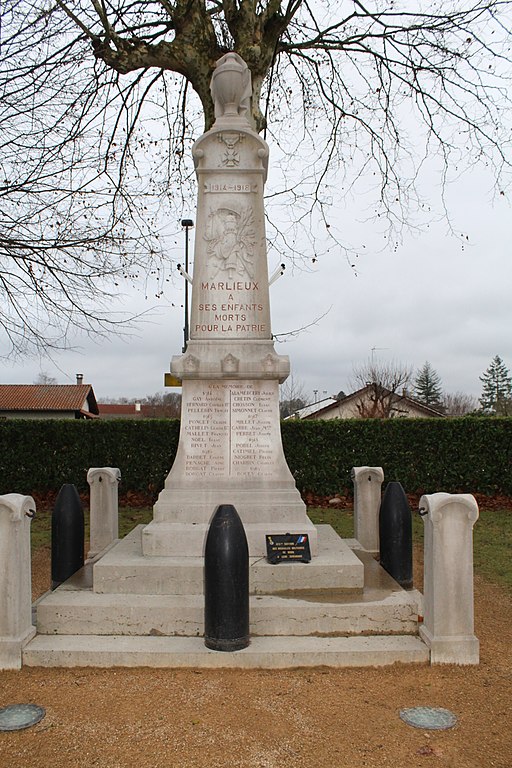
[90, 1, 288, 132]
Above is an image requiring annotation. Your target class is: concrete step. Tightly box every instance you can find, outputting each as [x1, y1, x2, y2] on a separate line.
[27, 524, 425, 668]
[142, 519, 320, 557]
[34, 588, 421, 637]
[92, 525, 364, 595]
[23, 634, 429, 668]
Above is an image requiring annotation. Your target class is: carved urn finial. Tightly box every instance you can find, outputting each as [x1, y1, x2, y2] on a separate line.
[211, 53, 252, 123]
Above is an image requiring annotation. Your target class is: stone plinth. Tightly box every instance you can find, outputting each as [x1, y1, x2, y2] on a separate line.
[97, 526, 361, 594]
[143, 54, 315, 558]
[419, 493, 479, 664]
[352, 466, 384, 553]
[0, 494, 36, 669]
[144, 379, 314, 556]
[87, 467, 120, 559]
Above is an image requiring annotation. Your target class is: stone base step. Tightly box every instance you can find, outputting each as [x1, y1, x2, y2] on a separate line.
[23, 634, 429, 668]
[35, 588, 420, 637]
[142, 519, 319, 557]
[93, 525, 364, 595]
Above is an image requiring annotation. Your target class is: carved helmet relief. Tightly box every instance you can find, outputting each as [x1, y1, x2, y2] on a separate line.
[204, 206, 255, 280]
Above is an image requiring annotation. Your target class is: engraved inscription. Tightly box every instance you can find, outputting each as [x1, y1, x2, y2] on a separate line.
[204, 182, 252, 193]
[183, 384, 228, 478]
[182, 382, 279, 479]
[195, 281, 267, 336]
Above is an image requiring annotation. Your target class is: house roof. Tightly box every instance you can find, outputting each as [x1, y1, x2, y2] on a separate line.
[97, 402, 181, 419]
[285, 397, 339, 420]
[0, 384, 99, 417]
[295, 385, 445, 419]
[98, 403, 146, 417]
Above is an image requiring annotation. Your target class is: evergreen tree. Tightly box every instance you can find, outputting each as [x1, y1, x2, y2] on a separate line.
[479, 356, 512, 415]
[414, 362, 443, 407]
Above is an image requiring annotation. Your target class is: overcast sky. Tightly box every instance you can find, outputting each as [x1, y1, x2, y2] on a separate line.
[1, 141, 511, 404]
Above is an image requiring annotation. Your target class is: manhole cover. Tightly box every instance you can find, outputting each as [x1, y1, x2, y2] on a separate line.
[399, 706, 457, 730]
[0, 704, 46, 732]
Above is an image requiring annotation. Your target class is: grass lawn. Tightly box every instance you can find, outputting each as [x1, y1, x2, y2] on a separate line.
[31, 503, 511, 592]
[308, 505, 512, 591]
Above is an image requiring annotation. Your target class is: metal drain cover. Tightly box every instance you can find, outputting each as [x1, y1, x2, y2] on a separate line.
[399, 706, 457, 730]
[0, 704, 46, 732]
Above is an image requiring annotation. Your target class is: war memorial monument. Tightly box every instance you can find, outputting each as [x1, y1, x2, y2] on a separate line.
[0, 54, 479, 669]
[142, 52, 317, 560]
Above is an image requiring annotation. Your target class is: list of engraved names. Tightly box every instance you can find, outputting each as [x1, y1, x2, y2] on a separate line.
[183, 381, 277, 479]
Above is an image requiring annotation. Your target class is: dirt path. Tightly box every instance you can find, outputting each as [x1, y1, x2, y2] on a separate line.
[0, 549, 510, 768]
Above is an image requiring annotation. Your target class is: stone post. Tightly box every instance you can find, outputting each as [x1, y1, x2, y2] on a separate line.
[0, 494, 36, 670]
[87, 468, 121, 559]
[419, 493, 479, 664]
[351, 466, 384, 553]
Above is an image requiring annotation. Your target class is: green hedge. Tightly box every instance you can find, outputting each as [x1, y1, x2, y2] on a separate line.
[281, 417, 512, 496]
[0, 420, 180, 497]
[0, 417, 511, 499]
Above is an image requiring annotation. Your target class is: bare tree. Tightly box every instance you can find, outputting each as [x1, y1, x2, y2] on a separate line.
[279, 374, 309, 418]
[442, 391, 478, 416]
[142, 391, 182, 418]
[2, 2, 512, 355]
[34, 372, 58, 385]
[351, 359, 412, 417]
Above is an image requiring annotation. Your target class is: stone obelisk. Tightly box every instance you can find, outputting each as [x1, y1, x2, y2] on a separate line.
[142, 53, 317, 558]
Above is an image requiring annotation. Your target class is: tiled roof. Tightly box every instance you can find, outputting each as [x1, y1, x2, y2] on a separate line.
[97, 403, 182, 418]
[98, 403, 145, 416]
[0, 385, 99, 415]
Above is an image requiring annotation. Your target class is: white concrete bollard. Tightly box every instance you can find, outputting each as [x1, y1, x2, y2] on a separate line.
[0, 494, 37, 670]
[419, 492, 479, 665]
[87, 467, 121, 559]
[351, 466, 384, 553]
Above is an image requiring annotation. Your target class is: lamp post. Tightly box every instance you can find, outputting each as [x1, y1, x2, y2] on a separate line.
[181, 218, 194, 352]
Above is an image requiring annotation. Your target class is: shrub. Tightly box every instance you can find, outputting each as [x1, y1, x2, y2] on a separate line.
[0, 417, 510, 498]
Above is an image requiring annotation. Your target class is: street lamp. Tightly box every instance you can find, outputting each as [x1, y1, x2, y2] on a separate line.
[181, 218, 194, 352]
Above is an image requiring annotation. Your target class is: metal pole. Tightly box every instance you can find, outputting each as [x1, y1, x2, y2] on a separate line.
[181, 218, 194, 352]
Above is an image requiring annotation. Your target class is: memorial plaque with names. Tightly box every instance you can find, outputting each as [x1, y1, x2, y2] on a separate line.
[266, 533, 311, 564]
[179, 378, 284, 482]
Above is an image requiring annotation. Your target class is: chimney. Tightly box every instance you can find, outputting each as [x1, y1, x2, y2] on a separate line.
[135, 402, 141, 412]
[76, 374, 84, 386]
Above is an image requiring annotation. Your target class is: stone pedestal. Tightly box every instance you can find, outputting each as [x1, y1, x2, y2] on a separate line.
[87, 467, 121, 559]
[419, 493, 479, 664]
[352, 466, 384, 553]
[143, 54, 315, 557]
[0, 494, 36, 669]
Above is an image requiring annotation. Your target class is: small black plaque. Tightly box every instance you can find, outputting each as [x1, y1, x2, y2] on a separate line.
[265, 533, 311, 564]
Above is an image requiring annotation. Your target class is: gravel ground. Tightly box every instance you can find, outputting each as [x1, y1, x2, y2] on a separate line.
[0, 546, 510, 768]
